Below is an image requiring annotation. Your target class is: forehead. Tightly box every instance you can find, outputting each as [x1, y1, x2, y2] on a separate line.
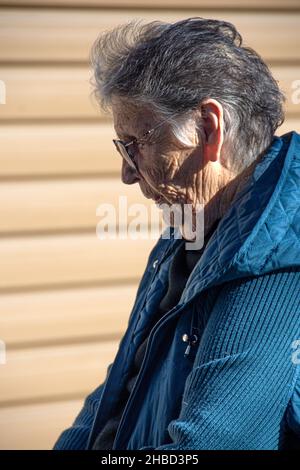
[111, 97, 154, 136]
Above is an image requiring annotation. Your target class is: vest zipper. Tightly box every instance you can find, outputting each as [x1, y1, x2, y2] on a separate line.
[87, 231, 181, 449]
[111, 236, 184, 450]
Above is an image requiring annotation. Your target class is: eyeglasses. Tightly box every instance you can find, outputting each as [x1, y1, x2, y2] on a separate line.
[112, 112, 180, 174]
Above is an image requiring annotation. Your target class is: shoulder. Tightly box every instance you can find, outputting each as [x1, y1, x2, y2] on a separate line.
[213, 266, 300, 313]
[200, 267, 300, 354]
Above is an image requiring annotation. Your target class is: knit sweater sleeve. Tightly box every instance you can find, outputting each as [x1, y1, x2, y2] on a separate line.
[148, 268, 300, 450]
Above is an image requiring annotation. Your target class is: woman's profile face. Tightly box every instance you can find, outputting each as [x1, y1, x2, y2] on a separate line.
[111, 96, 204, 210]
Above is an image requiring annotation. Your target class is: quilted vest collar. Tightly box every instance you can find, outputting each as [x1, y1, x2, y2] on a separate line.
[177, 130, 300, 305]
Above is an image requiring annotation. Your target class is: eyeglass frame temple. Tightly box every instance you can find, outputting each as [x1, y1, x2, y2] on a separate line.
[121, 111, 182, 148]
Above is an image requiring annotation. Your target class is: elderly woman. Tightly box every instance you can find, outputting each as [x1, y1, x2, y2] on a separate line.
[54, 17, 300, 450]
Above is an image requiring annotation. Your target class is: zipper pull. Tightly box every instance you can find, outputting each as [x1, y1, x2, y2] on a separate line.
[184, 342, 191, 357]
[182, 333, 198, 358]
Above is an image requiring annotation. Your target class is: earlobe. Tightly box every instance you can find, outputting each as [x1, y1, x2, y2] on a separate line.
[205, 142, 219, 163]
[200, 99, 224, 164]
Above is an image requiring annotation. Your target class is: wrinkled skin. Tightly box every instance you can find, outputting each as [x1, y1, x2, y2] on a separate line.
[112, 96, 257, 240]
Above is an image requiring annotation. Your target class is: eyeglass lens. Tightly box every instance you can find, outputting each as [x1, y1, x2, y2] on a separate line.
[114, 141, 136, 169]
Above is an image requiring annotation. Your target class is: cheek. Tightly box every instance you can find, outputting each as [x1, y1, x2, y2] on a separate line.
[139, 149, 169, 186]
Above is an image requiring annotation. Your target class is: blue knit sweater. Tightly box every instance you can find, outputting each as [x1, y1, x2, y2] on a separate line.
[53, 131, 300, 450]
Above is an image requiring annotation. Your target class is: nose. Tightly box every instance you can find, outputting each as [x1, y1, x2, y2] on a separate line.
[121, 159, 140, 185]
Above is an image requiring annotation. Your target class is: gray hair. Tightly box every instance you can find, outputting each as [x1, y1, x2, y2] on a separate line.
[90, 17, 285, 173]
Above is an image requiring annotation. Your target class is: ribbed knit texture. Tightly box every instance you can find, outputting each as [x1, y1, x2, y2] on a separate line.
[153, 268, 300, 450]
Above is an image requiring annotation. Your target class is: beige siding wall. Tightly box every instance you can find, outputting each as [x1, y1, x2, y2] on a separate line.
[0, 0, 299, 449]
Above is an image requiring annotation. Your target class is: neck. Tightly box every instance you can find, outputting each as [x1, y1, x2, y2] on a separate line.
[205, 159, 258, 237]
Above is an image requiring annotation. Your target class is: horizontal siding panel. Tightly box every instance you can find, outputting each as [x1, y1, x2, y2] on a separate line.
[0, 235, 156, 290]
[0, 399, 84, 450]
[2, 0, 300, 9]
[0, 119, 299, 178]
[0, 65, 299, 121]
[276, 119, 300, 136]
[0, 66, 100, 120]
[0, 341, 118, 404]
[0, 123, 120, 177]
[276, 66, 300, 116]
[0, 284, 137, 347]
[0, 10, 299, 63]
[0, 178, 161, 233]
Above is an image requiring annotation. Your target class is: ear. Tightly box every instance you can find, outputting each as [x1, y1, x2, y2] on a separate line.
[199, 98, 224, 164]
